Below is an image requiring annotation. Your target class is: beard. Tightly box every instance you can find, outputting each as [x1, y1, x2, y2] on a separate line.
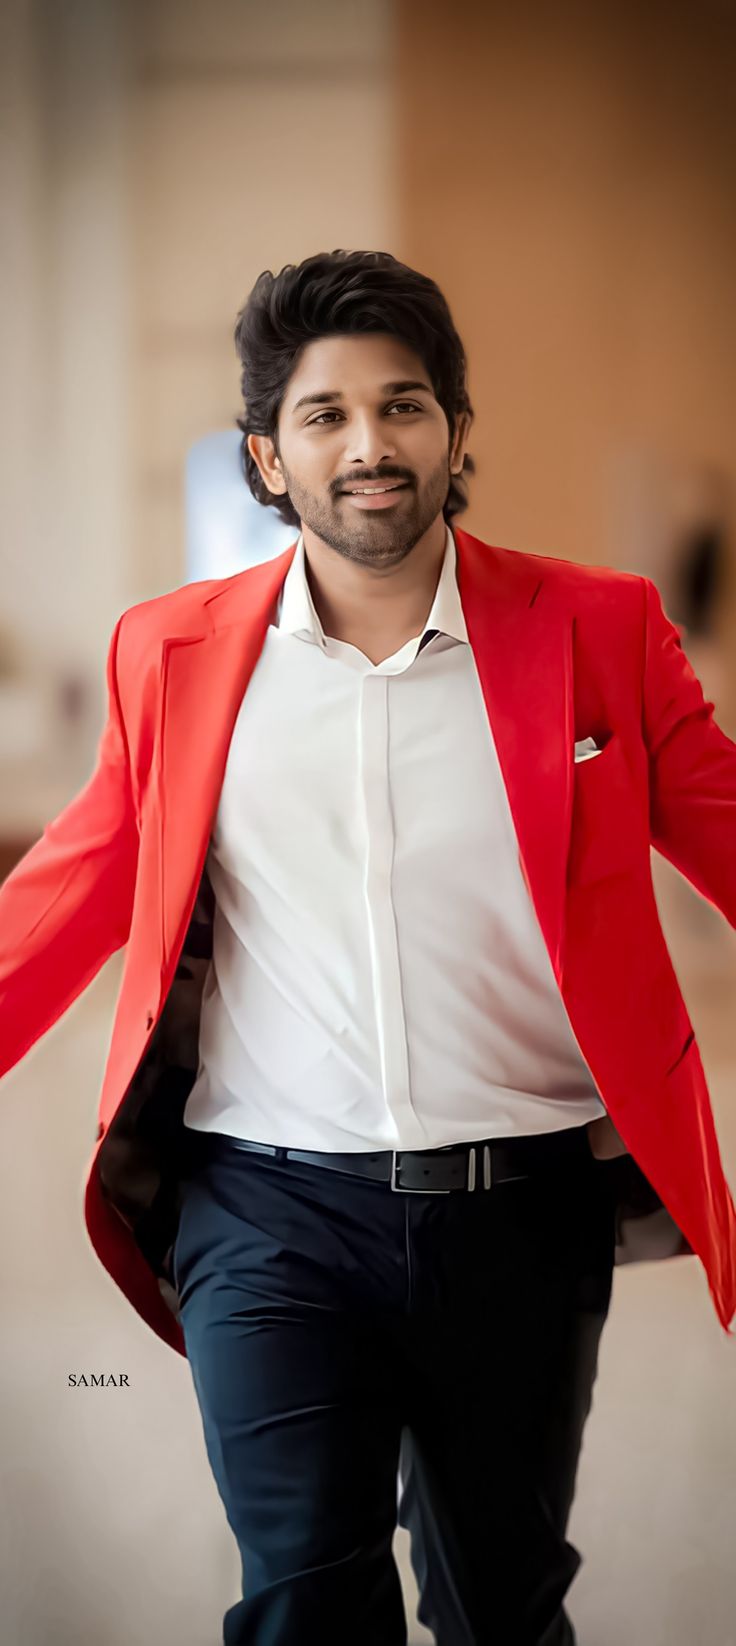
[277, 453, 451, 568]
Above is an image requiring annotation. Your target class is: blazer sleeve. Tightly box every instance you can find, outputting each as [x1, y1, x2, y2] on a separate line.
[642, 575, 736, 927]
[0, 612, 140, 1078]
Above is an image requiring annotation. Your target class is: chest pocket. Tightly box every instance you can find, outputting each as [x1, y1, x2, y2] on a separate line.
[567, 733, 646, 887]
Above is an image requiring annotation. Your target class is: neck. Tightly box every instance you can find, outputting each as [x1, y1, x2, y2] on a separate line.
[301, 516, 447, 641]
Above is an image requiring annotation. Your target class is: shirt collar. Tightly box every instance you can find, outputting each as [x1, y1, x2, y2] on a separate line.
[275, 522, 469, 650]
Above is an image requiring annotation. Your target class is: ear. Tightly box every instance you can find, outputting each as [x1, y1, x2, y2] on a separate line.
[247, 433, 288, 496]
[449, 411, 472, 475]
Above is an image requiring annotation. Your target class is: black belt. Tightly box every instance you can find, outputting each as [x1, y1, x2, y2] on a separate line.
[182, 1123, 594, 1194]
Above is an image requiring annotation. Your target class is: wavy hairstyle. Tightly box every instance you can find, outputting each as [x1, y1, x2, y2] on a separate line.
[234, 249, 475, 528]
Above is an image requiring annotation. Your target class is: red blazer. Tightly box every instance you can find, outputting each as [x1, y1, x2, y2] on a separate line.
[1, 528, 735, 1357]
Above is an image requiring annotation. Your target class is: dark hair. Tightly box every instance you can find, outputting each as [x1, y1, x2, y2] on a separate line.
[234, 249, 475, 529]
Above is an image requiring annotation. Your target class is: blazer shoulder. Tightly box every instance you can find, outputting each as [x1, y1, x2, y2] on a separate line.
[512, 544, 648, 628]
[119, 573, 237, 636]
[110, 570, 256, 712]
[116, 568, 262, 657]
[469, 533, 645, 604]
[517, 544, 644, 595]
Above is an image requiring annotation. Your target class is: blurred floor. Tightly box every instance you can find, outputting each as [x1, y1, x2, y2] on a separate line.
[0, 850, 734, 1645]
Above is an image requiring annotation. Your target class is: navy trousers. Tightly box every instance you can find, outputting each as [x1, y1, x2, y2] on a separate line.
[172, 1125, 616, 1644]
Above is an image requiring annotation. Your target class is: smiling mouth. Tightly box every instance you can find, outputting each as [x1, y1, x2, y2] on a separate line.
[340, 484, 411, 511]
[340, 482, 410, 495]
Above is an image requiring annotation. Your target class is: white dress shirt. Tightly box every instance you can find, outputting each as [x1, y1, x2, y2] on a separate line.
[183, 524, 607, 1150]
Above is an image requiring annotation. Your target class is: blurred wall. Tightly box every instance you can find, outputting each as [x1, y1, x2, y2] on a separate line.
[1, 0, 132, 681]
[394, 0, 736, 712]
[0, 0, 138, 865]
[127, 0, 398, 601]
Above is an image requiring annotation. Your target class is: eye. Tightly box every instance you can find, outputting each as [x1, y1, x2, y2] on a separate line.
[307, 401, 423, 427]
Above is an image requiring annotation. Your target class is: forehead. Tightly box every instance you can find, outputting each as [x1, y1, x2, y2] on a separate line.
[282, 332, 434, 413]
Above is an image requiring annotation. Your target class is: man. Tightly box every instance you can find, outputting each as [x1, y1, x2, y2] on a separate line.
[1, 249, 735, 1646]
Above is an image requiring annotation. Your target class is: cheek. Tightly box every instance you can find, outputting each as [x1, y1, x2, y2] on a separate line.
[277, 457, 316, 499]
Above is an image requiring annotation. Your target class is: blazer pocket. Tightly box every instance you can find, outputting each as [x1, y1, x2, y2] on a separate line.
[567, 733, 645, 887]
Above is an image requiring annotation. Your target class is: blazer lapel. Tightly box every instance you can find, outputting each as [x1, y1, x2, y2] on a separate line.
[153, 544, 299, 986]
[453, 528, 575, 979]
[152, 528, 574, 999]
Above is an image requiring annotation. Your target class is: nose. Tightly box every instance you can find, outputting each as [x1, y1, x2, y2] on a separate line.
[343, 416, 398, 470]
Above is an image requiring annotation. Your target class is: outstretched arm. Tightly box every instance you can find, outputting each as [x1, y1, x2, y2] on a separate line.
[0, 613, 139, 1077]
[642, 575, 736, 927]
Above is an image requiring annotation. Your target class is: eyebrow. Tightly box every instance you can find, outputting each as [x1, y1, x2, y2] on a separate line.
[290, 380, 434, 415]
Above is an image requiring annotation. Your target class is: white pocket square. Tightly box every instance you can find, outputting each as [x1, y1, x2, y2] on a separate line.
[574, 736, 602, 763]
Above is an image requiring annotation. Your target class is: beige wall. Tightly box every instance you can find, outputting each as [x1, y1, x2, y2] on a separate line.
[1, 0, 133, 672]
[0, 0, 135, 833]
[394, 0, 736, 690]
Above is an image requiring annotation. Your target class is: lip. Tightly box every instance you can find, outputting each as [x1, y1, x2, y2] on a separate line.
[339, 483, 410, 510]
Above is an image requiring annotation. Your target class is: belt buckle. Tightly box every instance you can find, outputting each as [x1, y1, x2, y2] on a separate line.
[390, 1145, 490, 1193]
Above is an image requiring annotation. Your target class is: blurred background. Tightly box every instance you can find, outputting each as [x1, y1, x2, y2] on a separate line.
[1, 1, 735, 1642]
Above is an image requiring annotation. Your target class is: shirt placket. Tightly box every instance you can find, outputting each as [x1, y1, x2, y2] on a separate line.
[358, 667, 428, 1148]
